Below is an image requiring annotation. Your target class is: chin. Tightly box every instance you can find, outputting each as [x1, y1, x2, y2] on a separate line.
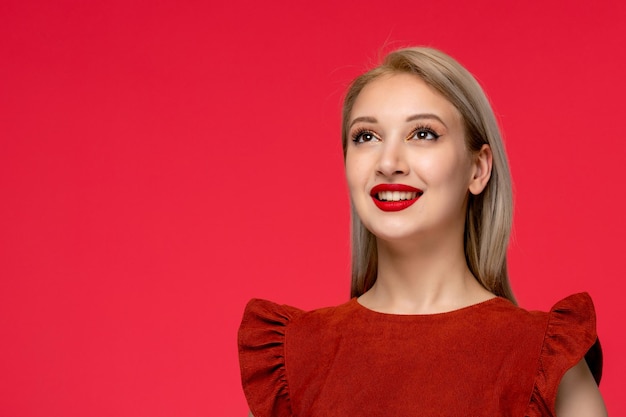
[362, 221, 422, 243]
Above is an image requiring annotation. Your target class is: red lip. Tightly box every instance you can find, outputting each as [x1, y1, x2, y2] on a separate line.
[370, 184, 423, 212]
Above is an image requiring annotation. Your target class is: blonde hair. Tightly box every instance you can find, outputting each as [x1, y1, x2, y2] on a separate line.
[342, 47, 515, 303]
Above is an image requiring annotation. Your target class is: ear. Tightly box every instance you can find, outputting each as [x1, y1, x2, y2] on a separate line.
[469, 144, 493, 195]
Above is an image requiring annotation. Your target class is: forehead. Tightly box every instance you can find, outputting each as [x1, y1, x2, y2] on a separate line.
[350, 73, 462, 125]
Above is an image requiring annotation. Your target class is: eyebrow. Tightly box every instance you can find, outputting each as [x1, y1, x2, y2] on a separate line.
[349, 113, 448, 129]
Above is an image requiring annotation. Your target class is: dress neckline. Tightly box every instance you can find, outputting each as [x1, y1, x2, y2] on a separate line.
[351, 295, 507, 319]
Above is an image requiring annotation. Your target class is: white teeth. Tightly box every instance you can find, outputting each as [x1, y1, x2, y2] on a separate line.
[377, 191, 418, 201]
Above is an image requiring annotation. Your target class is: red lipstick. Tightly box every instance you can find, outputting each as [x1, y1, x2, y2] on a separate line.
[370, 184, 423, 212]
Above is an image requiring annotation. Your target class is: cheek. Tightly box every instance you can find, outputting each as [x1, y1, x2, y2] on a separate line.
[417, 150, 473, 191]
[413, 152, 452, 183]
[344, 152, 368, 192]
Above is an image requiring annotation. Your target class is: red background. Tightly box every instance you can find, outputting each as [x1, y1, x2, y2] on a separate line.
[1, 1, 624, 415]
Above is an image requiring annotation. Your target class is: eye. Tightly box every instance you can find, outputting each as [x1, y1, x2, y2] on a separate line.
[352, 129, 380, 144]
[409, 127, 440, 141]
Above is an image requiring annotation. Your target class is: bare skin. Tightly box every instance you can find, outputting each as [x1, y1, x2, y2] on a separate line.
[556, 360, 607, 416]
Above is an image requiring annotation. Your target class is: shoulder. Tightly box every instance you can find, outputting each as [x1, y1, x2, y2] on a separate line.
[524, 293, 603, 416]
[238, 297, 355, 336]
[237, 298, 355, 417]
[238, 298, 305, 334]
[483, 293, 598, 349]
[479, 293, 603, 416]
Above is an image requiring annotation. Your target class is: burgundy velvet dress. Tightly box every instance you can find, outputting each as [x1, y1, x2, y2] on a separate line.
[238, 292, 601, 417]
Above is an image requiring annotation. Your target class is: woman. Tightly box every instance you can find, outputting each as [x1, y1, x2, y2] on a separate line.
[238, 47, 607, 416]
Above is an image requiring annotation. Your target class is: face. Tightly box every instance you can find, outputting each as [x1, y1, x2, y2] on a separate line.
[345, 73, 487, 243]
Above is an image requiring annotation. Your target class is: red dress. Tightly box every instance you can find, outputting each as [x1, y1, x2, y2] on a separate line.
[238, 293, 601, 417]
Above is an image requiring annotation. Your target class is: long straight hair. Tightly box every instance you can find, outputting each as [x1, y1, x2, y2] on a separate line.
[342, 47, 515, 303]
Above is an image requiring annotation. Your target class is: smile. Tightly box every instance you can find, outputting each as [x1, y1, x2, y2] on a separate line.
[376, 191, 419, 201]
[370, 184, 423, 212]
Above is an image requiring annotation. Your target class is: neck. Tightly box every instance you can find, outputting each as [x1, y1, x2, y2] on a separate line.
[359, 232, 493, 314]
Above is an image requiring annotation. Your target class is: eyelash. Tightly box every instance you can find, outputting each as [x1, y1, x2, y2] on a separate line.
[351, 124, 441, 144]
[351, 128, 379, 143]
[409, 124, 440, 141]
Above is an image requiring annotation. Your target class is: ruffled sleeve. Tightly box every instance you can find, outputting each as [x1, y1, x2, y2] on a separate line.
[238, 299, 303, 417]
[526, 293, 603, 417]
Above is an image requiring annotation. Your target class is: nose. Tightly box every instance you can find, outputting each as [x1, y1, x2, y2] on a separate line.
[376, 140, 409, 177]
